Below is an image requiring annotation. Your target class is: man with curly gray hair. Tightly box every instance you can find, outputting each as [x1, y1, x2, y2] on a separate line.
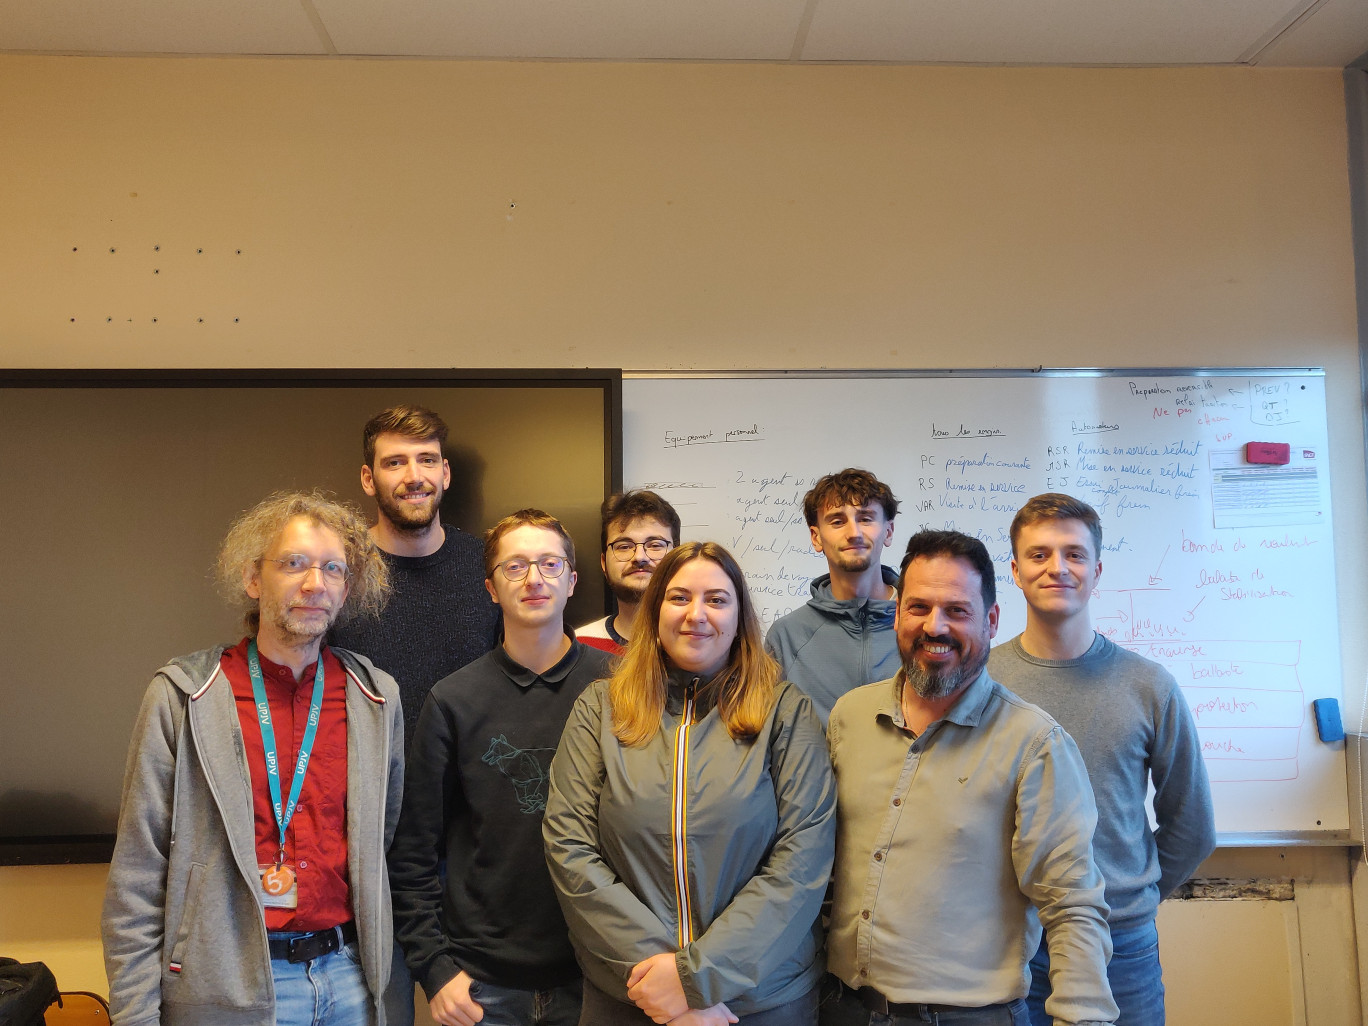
[103, 490, 405, 1026]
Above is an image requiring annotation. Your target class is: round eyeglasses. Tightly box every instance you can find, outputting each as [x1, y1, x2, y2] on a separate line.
[266, 554, 350, 585]
[495, 556, 569, 581]
[608, 539, 672, 562]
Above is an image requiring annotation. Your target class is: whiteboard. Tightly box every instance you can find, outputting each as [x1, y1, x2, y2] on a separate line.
[622, 370, 1347, 839]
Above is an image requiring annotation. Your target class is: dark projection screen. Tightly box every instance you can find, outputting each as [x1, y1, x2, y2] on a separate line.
[0, 370, 621, 862]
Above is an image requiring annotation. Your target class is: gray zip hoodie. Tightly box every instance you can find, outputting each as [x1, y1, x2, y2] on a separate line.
[101, 645, 403, 1026]
[764, 567, 901, 724]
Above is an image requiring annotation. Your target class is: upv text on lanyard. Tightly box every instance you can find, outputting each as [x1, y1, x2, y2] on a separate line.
[249, 639, 325, 909]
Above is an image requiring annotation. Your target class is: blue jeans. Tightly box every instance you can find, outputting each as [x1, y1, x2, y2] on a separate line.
[467, 976, 582, 1026]
[1026, 920, 1164, 1026]
[384, 938, 416, 1026]
[819, 977, 1027, 1026]
[270, 940, 373, 1026]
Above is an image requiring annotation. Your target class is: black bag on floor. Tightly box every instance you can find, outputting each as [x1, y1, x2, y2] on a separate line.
[0, 957, 59, 1026]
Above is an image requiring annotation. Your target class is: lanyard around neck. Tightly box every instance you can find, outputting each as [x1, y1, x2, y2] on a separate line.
[247, 639, 326, 864]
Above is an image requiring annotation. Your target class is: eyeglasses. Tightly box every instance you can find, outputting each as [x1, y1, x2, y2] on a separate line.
[266, 554, 350, 585]
[495, 556, 569, 581]
[608, 539, 672, 562]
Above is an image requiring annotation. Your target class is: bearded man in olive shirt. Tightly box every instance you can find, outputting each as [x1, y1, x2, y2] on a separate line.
[823, 530, 1116, 1026]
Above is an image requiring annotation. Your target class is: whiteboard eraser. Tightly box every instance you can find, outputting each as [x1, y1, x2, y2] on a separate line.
[1246, 442, 1291, 465]
[1312, 698, 1345, 743]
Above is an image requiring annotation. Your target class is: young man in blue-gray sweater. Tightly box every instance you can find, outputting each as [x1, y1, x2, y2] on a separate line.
[988, 493, 1216, 1026]
[765, 468, 902, 724]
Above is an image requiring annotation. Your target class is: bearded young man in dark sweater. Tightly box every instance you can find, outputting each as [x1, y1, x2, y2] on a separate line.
[330, 404, 500, 1026]
[389, 509, 611, 1026]
[331, 405, 499, 752]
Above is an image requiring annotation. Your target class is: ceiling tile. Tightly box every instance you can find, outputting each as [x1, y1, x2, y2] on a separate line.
[801, 0, 1300, 65]
[315, 0, 810, 60]
[0, 0, 327, 55]
[1250, 0, 1368, 66]
[0, 0, 1362, 69]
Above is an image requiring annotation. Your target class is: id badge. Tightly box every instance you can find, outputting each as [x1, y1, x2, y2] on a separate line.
[259, 863, 299, 909]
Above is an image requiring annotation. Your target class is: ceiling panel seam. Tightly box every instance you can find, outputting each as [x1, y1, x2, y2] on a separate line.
[790, 0, 821, 62]
[298, 0, 338, 56]
[1240, 0, 1331, 65]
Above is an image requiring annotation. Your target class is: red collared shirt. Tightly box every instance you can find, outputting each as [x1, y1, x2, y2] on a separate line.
[223, 637, 351, 932]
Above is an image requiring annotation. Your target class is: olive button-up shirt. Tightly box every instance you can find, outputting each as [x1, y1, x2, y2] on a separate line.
[826, 669, 1118, 1026]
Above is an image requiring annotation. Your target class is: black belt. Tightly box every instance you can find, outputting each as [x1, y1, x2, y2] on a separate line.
[267, 922, 357, 963]
[856, 986, 1009, 1021]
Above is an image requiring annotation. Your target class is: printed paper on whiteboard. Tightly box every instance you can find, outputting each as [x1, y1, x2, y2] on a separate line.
[1209, 446, 1324, 529]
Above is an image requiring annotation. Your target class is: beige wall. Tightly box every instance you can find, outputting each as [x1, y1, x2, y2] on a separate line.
[0, 59, 1355, 372]
[0, 865, 109, 993]
[0, 55, 1363, 1022]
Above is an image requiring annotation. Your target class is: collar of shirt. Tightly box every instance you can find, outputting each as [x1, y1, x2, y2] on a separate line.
[251, 644, 320, 686]
[380, 523, 455, 570]
[664, 662, 728, 715]
[491, 629, 581, 689]
[604, 616, 628, 647]
[881, 666, 997, 734]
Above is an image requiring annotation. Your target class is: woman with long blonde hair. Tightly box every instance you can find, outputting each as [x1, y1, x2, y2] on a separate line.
[545, 541, 835, 1026]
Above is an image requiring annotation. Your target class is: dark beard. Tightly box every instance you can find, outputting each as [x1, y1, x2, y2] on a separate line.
[608, 563, 653, 605]
[375, 490, 440, 533]
[609, 577, 649, 604]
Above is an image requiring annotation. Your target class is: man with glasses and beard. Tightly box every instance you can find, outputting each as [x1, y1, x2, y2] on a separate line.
[576, 490, 681, 656]
[103, 492, 402, 1026]
[821, 530, 1117, 1026]
[390, 510, 611, 1026]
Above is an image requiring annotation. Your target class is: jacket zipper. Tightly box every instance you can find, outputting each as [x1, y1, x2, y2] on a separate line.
[858, 606, 869, 683]
[670, 677, 699, 948]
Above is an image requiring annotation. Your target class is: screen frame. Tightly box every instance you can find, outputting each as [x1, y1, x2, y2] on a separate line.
[0, 367, 622, 865]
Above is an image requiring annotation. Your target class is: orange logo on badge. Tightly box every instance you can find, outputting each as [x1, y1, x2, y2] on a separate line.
[262, 864, 296, 896]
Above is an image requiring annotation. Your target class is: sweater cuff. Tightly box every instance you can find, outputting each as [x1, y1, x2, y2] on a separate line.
[421, 955, 462, 1002]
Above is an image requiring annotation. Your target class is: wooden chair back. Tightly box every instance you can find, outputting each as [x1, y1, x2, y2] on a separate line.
[44, 991, 110, 1025]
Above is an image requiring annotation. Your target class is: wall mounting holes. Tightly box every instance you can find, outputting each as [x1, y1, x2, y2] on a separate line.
[71, 247, 77, 252]
[196, 248, 202, 254]
[153, 269, 159, 274]
[109, 248, 115, 254]
[235, 249, 242, 255]
[69, 317, 75, 322]
[151, 317, 157, 323]
[233, 317, 239, 323]
[154, 245, 160, 252]
[197, 317, 203, 323]
[106, 317, 112, 322]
